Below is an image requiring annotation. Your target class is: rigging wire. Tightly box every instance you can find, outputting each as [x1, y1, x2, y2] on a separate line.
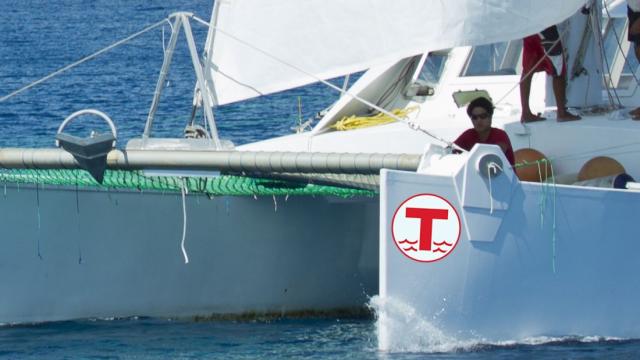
[603, 2, 640, 94]
[593, 3, 623, 107]
[0, 18, 171, 103]
[495, 5, 623, 113]
[190, 15, 459, 149]
[375, 58, 418, 110]
[162, 20, 176, 58]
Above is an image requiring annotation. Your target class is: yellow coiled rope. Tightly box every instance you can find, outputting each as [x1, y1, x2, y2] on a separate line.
[331, 106, 419, 131]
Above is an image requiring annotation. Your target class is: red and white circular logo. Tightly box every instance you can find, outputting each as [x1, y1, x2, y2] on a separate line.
[391, 193, 461, 263]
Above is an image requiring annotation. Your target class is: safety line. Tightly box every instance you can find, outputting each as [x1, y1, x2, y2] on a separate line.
[0, 18, 170, 103]
[190, 15, 459, 149]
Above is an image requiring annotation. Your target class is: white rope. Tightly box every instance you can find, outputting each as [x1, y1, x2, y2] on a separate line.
[180, 178, 190, 264]
[190, 15, 455, 148]
[272, 195, 278, 212]
[161, 20, 177, 89]
[488, 164, 494, 214]
[0, 18, 170, 103]
[550, 161, 557, 273]
[486, 161, 504, 214]
[35, 181, 43, 259]
[36, 183, 41, 230]
[537, 161, 545, 227]
[162, 26, 166, 54]
[162, 20, 176, 56]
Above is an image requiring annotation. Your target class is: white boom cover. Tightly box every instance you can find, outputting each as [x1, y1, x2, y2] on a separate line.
[204, 0, 587, 105]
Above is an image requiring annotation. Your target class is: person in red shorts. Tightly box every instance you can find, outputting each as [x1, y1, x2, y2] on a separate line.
[520, 25, 581, 123]
[454, 97, 515, 166]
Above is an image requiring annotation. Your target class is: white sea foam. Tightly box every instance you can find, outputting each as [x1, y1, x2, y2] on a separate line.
[369, 295, 479, 353]
[369, 295, 629, 354]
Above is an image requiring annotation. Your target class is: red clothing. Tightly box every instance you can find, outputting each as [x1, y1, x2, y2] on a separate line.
[522, 34, 566, 77]
[454, 128, 515, 165]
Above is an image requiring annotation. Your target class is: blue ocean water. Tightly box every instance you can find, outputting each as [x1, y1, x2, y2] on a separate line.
[1, 1, 639, 358]
[0, 0, 340, 148]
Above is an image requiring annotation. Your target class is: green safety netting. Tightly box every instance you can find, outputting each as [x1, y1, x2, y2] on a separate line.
[0, 169, 377, 198]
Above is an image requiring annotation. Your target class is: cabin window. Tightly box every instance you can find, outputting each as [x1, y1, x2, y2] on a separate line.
[461, 41, 522, 77]
[417, 53, 448, 84]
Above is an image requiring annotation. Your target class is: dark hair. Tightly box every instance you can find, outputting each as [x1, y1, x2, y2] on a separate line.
[466, 97, 494, 117]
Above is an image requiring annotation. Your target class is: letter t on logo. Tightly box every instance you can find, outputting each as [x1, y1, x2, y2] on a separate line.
[405, 208, 449, 251]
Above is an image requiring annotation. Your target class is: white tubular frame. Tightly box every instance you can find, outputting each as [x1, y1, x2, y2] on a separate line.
[143, 12, 221, 148]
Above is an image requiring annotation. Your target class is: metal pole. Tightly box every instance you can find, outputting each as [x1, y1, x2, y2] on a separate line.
[143, 15, 183, 138]
[182, 14, 222, 148]
[0, 148, 420, 174]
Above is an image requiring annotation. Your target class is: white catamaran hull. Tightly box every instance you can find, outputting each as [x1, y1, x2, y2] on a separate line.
[379, 145, 640, 349]
[0, 185, 378, 324]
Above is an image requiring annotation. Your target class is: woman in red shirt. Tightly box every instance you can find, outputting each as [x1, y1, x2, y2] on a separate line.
[454, 97, 515, 166]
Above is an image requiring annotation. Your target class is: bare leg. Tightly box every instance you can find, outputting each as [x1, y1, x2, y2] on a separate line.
[553, 75, 580, 121]
[520, 73, 545, 122]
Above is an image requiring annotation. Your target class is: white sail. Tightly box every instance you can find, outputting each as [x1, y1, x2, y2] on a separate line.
[204, 0, 587, 106]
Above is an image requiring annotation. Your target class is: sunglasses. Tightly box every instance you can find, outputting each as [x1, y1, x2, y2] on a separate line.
[470, 112, 490, 121]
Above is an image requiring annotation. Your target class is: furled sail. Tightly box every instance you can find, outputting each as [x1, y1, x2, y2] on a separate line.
[204, 0, 588, 106]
